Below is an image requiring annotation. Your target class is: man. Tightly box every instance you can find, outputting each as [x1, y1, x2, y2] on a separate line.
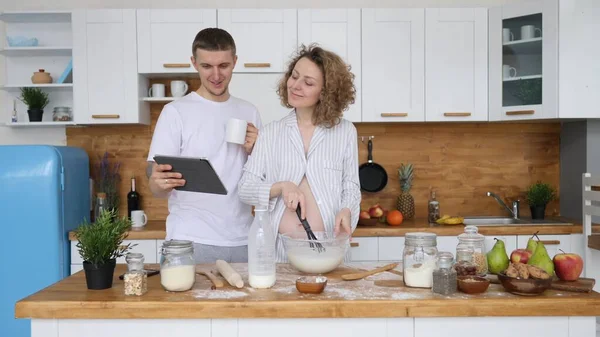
[146, 28, 262, 263]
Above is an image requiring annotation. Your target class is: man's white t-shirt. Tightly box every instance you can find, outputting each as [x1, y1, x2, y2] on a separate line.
[147, 91, 262, 246]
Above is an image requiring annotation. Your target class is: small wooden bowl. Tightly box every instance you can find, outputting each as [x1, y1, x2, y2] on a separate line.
[296, 276, 328, 294]
[497, 272, 552, 296]
[457, 276, 491, 294]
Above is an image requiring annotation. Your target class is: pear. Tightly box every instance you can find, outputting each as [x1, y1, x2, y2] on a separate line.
[487, 238, 510, 274]
[527, 240, 555, 276]
[526, 231, 540, 253]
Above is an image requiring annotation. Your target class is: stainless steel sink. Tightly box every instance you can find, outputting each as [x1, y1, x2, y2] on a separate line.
[462, 216, 573, 226]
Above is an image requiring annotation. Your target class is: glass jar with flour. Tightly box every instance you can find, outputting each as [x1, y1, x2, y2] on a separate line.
[402, 232, 438, 288]
[160, 240, 196, 292]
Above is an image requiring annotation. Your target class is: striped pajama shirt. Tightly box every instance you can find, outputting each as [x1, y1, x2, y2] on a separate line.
[238, 110, 362, 262]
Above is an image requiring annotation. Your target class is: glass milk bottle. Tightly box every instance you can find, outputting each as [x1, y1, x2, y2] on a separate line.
[248, 206, 276, 288]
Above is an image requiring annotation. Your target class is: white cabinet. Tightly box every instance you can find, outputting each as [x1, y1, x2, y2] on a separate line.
[137, 9, 217, 74]
[488, 0, 558, 121]
[298, 9, 362, 123]
[362, 9, 425, 122]
[349, 237, 378, 262]
[73, 9, 149, 124]
[425, 8, 489, 122]
[217, 9, 297, 73]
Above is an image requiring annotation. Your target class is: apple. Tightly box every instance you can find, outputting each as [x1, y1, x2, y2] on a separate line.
[510, 249, 533, 264]
[553, 250, 584, 281]
[359, 211, 371, 220]
[368, 204, 384, 218]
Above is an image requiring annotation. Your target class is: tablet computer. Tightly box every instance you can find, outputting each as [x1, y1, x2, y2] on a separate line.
[153, 155, 228, 195]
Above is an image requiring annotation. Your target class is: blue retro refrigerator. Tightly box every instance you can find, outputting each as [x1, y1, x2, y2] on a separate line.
[0, 145, 91, 337]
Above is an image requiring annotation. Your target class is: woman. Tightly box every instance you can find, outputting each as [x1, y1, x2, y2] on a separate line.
[238, 44, 361, 262]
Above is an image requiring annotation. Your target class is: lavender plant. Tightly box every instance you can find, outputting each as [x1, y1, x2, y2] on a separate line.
[94, 152, 121, 214]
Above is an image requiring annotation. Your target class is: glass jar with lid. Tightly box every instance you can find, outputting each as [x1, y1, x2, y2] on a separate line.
[432, 251, 457, 295]
[123, 252, 147, 296]
[160, 240, 196, 292]
[457, 225, 488, 276]
[52, 106, 72, 121]
[403, 232, 438, 288]
[453, 244, 478, 276]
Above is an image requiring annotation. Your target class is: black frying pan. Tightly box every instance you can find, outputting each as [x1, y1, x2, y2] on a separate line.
[359, 138, 388, 192]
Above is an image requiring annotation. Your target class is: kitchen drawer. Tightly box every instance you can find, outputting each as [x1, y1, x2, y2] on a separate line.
[71, 240, 158, 265]
[349, 237, 378, 262]
[378, 237, 405, 261]
[517, 234, 571, 258]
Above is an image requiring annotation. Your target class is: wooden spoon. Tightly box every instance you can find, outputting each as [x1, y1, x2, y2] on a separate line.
[196, 269, 225, 288]
[341, 263, 399, 281]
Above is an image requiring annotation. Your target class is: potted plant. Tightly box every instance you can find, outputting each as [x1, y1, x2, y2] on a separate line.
[74, 209, 134, 290]
[525, 181, 556, 220]
[19, 87, 49, 122]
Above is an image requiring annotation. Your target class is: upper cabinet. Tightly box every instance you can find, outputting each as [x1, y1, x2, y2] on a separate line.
[488, 0, 558, 121]
[217, 9, 297, 73]
[73, 9, 149, 124]
[137, 9, 217, 74]
[298, 9, 362, 123]
[425, 8, 488, 122]
[362, 8, 425, 122]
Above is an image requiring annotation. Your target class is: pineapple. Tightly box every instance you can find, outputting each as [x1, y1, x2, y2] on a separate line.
[396, 163, 415, 219]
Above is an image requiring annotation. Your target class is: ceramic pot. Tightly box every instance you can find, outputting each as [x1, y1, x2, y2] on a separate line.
[83, 259, 116, 290]
[530, 205, 546, 220]
[27, 109, 44, 122]
[31, 69, 52, 84]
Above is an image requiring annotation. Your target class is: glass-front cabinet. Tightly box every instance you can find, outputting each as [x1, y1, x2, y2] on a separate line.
[488, 0, 558, 121]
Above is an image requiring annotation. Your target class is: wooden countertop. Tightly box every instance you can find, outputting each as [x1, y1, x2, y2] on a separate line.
[15, 262, 600, 319]
[68, 218, 600, 241]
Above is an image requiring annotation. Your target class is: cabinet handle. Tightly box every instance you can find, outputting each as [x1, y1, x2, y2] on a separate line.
[380, 113, 408, 117]
[506, 110, 535, 115]
[92, 114, 120, 119]
[444, 112, 471, 117]
[350, 242, 359, 247]
[163, 63, 191, 68]
[539, 240, 560, 245]
[244, 63, 271, 68]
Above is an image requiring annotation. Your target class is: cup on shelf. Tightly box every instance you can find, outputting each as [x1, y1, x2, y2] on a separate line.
[170, 80, 188, 97]
[503, 65, 517, 79]
[148, 83, 166, 98]
[521, 25, 542, 40]
[503, 28, 514, 43]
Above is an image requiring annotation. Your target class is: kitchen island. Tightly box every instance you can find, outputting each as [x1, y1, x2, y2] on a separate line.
[16, 263, 600, 337]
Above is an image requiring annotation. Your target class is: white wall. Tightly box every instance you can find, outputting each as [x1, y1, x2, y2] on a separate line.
[0, 0, 523, 145]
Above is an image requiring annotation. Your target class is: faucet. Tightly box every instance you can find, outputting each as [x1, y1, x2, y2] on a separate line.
[486, 192, 520, 219]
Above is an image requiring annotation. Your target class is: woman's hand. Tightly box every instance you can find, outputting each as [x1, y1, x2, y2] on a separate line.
[277, 181, 306, 219]
[334, 208, 352, 236]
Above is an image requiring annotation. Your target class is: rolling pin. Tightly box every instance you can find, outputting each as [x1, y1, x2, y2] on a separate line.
[215, 260, 244, 288]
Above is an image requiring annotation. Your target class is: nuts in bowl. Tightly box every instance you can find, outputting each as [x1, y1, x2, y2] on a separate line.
[497, 262, 553, 296]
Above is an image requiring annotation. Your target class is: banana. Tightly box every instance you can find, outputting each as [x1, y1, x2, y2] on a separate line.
[436, 216, 464, 225]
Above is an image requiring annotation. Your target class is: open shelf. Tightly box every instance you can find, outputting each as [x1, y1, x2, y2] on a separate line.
[0, 46, 72, 56]
[1, 83, 73, 91]
[0, 11, 71, 23]
[141, 97, 176, 102]
[503, 75, 542, 82]
[5, 121, 76, 127]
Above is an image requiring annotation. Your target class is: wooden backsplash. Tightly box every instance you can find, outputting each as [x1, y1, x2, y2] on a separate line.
[66, 81, 561, 220]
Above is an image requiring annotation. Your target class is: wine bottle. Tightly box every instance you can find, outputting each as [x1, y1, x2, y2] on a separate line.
[127, 176, 140, 219]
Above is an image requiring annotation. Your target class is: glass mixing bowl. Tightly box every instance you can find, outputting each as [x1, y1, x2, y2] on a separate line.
[280, 230, 350, 274]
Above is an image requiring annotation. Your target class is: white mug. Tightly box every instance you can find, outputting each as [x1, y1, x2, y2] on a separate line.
[131, 210, 148, 228]
[171, 80, 189, 97]
[503, 28, 514, 43]
[148, 83, 165, 98]
[503, 64, 517, 79]
[521, 25, 542, 40]
[225, 118, 248, 145]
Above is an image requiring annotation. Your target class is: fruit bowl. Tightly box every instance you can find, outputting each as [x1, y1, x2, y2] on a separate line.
[497, 272, 553, 296]
[280, 230, 350, 274]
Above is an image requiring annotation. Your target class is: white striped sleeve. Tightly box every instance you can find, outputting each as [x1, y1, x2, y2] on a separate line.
[340, 123, 362, 231]
[238, 126, 278, 211]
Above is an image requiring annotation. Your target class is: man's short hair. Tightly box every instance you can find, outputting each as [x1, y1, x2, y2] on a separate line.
[192, 28, 236, 58]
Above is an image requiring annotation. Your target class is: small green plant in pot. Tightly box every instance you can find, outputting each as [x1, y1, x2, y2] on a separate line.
[19, 87, 49, 122]
[525, 181, 556, 220]
[74, 209, 134, 290]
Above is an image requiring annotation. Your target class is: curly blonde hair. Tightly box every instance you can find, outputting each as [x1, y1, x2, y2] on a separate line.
[277, 44, 356, 128]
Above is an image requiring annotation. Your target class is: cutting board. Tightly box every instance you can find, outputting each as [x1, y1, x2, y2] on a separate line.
[487, 275, 596, 293]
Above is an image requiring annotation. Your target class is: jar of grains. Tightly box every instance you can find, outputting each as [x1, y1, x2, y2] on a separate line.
[123, 252, 147, 296]
[432, 251, 457, 295]
[456, 226, 488, 276]
[403, 232, 438, 288]
[453, 244, 478, 276]
[160, 240, 196, 292]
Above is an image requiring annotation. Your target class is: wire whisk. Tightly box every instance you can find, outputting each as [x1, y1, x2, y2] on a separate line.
[295, 204, 325, 253]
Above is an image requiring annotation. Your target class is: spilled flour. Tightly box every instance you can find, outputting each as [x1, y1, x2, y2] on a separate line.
[192, 289, 248, 299]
